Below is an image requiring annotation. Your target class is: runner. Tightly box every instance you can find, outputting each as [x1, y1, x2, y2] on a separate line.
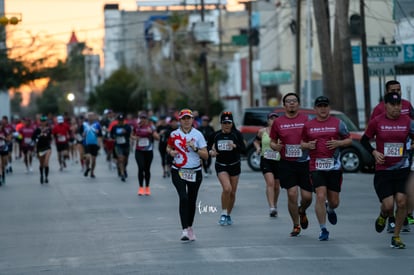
[208, 111, 246, 226]
[301, 96, 352, 241]
[270, 93, 313, 236]
[52, 115, 71, 171]
[32, 115, 53, 184]
[166, 108, 208, 241]
[361, 91, 414, 249]
[81, 112, 102, 178]
[254, 112, 281, 217]
[110, 114, 132, 182]
[18, 118, 36, 173]
[0, 120, 12, 185]
[132, 112, 159, 195]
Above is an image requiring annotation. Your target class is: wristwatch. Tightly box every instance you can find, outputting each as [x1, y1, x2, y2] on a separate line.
[194, 147, 199, 152]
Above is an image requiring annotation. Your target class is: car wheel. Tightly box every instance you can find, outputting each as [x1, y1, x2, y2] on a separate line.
[340, 148, 361, 173]
[247, 147, 261, 171]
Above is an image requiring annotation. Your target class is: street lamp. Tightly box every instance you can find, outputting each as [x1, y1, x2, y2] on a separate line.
[66, 93, 75, 115]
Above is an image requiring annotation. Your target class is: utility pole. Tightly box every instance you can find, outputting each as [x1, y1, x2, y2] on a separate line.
[360, 0, 371, 125]
[295, 0, 301, 95]
[247, 1, 254, 107]
[200, 0, 210, 116]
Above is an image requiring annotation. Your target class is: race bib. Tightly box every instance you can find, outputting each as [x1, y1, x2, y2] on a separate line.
[138, 137, 150, 147]
[217, 140, 233, 151]
[76, 134, 83, 141]
[178, 169, 196, 182]
[264, 150, 280, 160]
[24, 137, 32, 144]
[315, 158, 334, 170]
[0, 140, 4, 146]
[384, 143, 403, 157]
[57, 135, 66, 142]
[285, 144, 303, 158]
[116, 136, 126, 144]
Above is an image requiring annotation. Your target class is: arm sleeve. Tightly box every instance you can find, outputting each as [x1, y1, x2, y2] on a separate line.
[360, 134, 374, 154]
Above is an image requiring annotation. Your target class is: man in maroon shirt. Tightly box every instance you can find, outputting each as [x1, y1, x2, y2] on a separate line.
[361, 92, 414, 249]
[370, 80, 414, 233]
[52, 116, 71, 171]
[270, 93, 313, 237]
[301, 96, 352, 241]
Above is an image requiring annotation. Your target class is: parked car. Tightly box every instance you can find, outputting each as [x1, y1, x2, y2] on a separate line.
[240, 107, 375, 173]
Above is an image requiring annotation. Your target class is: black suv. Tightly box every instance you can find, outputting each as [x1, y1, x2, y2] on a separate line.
[240, 107, 374, 173]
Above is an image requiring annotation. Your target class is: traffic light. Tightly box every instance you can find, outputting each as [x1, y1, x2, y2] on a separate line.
[249, 28, 260, 46]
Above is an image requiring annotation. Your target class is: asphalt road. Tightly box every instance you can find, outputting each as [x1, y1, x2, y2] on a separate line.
[0, 148, 413, 275]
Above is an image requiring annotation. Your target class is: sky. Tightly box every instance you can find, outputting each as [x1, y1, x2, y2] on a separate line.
[5, 0, 243, 60]
[4, 0, 243, 105]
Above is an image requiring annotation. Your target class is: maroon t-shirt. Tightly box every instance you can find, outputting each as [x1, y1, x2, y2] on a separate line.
[302, 116, 350, 171]
[270, 113, 309, 162]
[364, 113, 414, 171]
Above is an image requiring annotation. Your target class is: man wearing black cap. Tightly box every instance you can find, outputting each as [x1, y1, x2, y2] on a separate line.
[369, 80, 414, 233]
[110, 114, 132, 181]
[361, 91, 414, 249]
[301, 96, 352, 241]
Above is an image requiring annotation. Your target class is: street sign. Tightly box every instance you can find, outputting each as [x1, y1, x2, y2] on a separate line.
[259, 70, 292, 86]
[367, 45, 403, 63]
[368, 64, 395, 77]
[352, 44, 414, 65]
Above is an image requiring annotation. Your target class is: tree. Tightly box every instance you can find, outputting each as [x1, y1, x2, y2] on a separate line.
[312, 0, 358, 125]
[88, 67, 142, 114]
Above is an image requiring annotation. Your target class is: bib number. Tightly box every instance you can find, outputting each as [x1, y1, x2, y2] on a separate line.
[57, 135, 66, 142]
[315, 158, 334, 170]
[384, 143, 403, 157]
[264, 150, 280, 160]
[138, 137, 150, 147]
[178, 169, 196, 182]
[24, 137, 32, 144]
[217, 140, 233, 151]
[116, 136, 126, 144]
[285, 144, 303, 158]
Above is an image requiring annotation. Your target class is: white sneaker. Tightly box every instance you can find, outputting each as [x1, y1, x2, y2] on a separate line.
[188, 227, 196, 241]
[180, 229, 189, 241]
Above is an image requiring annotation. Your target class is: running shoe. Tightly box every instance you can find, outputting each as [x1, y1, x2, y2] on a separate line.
[402, 218, 411, 232]
[407, 214, 414, 225]
[390, 236, 406, 249]
[269, 208, 278, 218]
[299, 206, 309, 229]
[375, 214, 387, 233]
[387, 217, 395, 233]
[137, 187, 145, 196]
[290, 225, 301, 237]
[145, 187, 151, 196]
[188, 227, 196, 241]
[319, 228, 329, 241]
[226, 215, 233, 225]
[180, 229, 189, 241]
[84, 168, 90, 177]
[325, 202, 337, 225]
[218, 214, 227, 226]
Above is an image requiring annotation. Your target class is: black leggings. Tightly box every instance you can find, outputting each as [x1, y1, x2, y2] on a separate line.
[135, 150, 153, 187]
[171, 168, 202, 229]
